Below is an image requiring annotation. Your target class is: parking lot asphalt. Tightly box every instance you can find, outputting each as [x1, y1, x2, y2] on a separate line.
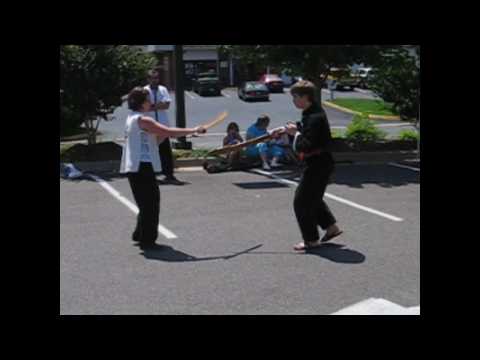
[60, 163, 419, 315]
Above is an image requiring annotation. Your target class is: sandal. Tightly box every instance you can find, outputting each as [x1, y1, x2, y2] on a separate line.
[294, 241, 322, 251]
[320, 230, 344, 243]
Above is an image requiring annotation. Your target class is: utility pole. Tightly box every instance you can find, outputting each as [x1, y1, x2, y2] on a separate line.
[229, 53, 234, 86]
[173, 45, 191, 150]
[417, 102, 420, 160]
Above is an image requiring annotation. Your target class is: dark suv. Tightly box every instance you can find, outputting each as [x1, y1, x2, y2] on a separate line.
[192, 72, 222, 96]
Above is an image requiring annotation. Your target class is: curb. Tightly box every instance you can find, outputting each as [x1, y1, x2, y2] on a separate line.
[322, 101, 401, 121]
[323, 101, 362, 116]
[333, 151, 417, 164]
[71, 152, 418, 173]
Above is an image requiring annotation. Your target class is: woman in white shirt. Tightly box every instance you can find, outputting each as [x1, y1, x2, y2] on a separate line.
[120, 87, 206, 249]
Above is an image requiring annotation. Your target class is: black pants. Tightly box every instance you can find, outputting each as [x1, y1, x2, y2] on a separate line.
[127, 163, 160, 244]
[294, 153, 337, 243]
[158, 138, 174, 178]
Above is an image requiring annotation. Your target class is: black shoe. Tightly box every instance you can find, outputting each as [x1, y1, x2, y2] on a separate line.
[163, 176, 184, 185]
[139, 241, 157, 250]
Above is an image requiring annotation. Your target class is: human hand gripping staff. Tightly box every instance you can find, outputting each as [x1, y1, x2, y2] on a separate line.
[208, 125, 288, 157]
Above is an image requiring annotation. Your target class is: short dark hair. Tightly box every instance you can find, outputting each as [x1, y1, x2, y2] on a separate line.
[147, 68, 162, 80]
[227, 122, 240, 133]
[127, 87, 149, 111]
[256, 114, 270, 127]
[290, 80, 317, 103]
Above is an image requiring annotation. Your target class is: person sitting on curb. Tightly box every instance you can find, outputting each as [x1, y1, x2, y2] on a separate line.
[223, 122, 244, 167]
[245, 115, 285, 170]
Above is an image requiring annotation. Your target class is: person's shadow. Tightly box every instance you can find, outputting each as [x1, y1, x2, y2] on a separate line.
[138, 243, 263, 262]
[251, 243, 365, 264]
[138, 243, 364, 264]
[303, 243, 365, 263]
[157, 179, 191, 186]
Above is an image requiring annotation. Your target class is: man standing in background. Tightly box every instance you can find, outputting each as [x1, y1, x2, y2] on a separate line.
[144, 68, 182, 185]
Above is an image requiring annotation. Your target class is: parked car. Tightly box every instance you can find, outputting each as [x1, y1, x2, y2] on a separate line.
[238, 82, 270, 102]
[192, 72, 222, 96]
[327, 68, 358, 90]
[280, 73, 303, 87]
[259, 74, 284, 93]
[354, 67, 373, 89]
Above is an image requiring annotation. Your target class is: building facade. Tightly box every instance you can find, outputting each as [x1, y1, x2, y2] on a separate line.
[143, 45, 223, 90]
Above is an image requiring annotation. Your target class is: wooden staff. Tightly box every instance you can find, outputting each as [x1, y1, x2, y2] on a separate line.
[187, 111, 228, 138]
[208, 126, 286, 156]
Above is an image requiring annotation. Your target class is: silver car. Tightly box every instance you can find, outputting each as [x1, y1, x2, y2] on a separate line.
[238, 82, 270, 102]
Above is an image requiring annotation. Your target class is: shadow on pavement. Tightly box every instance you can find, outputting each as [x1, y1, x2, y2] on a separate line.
[250, 243, 366, 264]
[234, 181, 290, 190]
[139, 244, 263, 262]
[303, 243, 366, 263]
[332, 164, 419, 188]
[157, 179, 191, 186]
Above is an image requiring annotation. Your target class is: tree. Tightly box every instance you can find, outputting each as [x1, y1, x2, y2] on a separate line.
[60, 45, 156, 145]
[219, 45, 391, 102]
[368, 46, 420, 123]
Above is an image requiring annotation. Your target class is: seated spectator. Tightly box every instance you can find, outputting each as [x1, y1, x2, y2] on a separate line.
[223, 122, 244, 166]
[245, 115, 286, 170]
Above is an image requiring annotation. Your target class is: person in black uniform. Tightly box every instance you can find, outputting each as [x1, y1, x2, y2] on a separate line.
[281, 80, 343, 251]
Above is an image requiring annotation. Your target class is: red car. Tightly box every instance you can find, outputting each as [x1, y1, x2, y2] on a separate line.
[259, 74, 284, 93]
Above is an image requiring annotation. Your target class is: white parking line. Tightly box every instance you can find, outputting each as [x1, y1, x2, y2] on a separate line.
[185, 91, 196, 100]
[353, 88, 371, 94]
[87, 174, 178, 239]
[388, 162, 420, 172]
[221, 91, 231, 98]
[250, 169, 404, 222]
[331, 298, 420, 315]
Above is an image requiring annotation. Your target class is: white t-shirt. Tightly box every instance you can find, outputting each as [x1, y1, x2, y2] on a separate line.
[120, 112, 162, 174]
[144, 84, 171, 127]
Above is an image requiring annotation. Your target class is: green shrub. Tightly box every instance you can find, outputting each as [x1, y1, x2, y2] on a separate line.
[60, 104, 85, 136]
[60, 45, 156, 143]
[331, 129, 344, 139]
[345, 115, 387, 143]
[369, 46, 419, 121]
[398, 129, 419, 141]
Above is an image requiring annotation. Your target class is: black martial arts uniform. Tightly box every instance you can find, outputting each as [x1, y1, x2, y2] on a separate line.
[293, 102, 337, 243]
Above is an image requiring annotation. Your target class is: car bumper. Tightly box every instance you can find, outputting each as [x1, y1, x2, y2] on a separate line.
[267, 86, 284, 92]
[244, 94, 269, 100]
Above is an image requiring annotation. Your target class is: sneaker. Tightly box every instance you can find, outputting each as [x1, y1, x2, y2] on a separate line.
[270, 159, 281, 168]
[262, 162, 271, 170]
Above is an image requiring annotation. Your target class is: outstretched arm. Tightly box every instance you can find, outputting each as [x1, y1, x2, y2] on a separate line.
[139, 116, 206, 138]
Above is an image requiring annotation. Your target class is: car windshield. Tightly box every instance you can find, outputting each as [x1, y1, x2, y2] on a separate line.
[246, 83, 267, 90]
[330, 69, 349, 77]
